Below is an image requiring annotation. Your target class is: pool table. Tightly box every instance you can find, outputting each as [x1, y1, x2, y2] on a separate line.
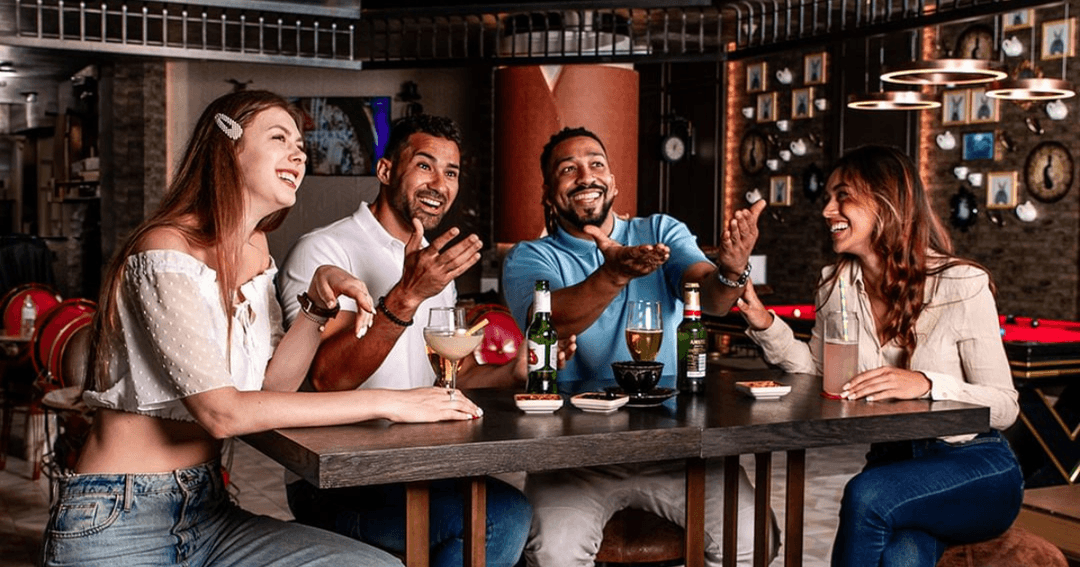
[705, 304, 1080, 484]
[706, 305, 1080, 380]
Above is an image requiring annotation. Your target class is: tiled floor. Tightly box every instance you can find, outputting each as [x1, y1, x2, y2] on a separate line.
[0, 409, 868, 567]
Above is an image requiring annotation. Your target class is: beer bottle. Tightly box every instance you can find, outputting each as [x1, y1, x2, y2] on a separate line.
[677, 282, 707, 393]
[526, 280, 558, 394]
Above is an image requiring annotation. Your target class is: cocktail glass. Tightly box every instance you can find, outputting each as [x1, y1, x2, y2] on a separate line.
[424, 307, 483, 390]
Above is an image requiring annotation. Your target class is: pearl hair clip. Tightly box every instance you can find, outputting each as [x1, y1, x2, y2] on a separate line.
[214, 113, 243, 140]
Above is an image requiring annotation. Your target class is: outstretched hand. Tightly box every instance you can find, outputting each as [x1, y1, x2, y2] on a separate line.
[735, 279, 773, 331]
[582, 224, 670, 283]
[399, 217, 482, 303]
[717, 199, 766, 277]
[308, 265, 375, 338]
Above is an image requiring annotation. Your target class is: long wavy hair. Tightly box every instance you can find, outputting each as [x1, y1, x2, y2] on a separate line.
[88, 90, 304, 390]
[820, 145, 992, 362]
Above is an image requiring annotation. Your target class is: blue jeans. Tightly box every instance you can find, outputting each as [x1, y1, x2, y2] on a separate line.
[288, 477, 531, 567]
[42, 460, 402, 566]
[831, 430, 1023, 567]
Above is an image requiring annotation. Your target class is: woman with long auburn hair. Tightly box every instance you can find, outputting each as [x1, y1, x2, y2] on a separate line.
[738, 145, 1022, 566]
[42, 90, 481, 567]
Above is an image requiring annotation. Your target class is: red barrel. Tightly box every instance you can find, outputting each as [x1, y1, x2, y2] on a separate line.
[31, 298, 96, 390]
[1, 283, 62, 334]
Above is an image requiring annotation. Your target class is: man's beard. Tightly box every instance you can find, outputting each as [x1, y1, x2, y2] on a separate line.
[393, 190, 446, 231]
[555, 184, 614, 231]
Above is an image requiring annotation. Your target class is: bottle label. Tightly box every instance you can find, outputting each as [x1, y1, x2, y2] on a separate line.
[686, 337, 707, 378]
[534, 290, 551, 314]
[527, 340, 556, 372]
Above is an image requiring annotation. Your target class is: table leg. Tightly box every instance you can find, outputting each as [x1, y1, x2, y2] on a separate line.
[754, 453, 772, 567]
[722, 455, 740, 567]
[686, 457, 706, 567]
[784, 449, 805, 567]
[462, 476, 486, 567]
[405, 480, 430, 567]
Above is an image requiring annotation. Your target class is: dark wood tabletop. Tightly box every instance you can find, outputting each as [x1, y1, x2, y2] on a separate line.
[244, 368, 990, 489]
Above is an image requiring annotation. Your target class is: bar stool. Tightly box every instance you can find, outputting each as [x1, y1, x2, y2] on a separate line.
[936, 525, 1067, 567]
[596, 508, 685, 567]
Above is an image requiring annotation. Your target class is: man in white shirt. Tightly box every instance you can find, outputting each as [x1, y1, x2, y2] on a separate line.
[277, 114, 533, 566]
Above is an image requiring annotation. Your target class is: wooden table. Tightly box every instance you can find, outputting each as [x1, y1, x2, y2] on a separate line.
[245, 368, 989, 567]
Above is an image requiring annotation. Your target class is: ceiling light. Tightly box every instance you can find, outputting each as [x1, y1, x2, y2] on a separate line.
[881, 59, 1007, 85]
[847, 91, 942, 110]
[985, 77, 1076, 100]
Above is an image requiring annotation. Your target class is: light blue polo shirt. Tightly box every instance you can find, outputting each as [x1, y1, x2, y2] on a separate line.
[502, 214, 710, 393]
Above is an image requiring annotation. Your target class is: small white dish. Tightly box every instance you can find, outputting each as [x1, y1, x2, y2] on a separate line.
[735, 380, 792, 400]
[515, 393, 564, 413]
[571, 392, 630, 413]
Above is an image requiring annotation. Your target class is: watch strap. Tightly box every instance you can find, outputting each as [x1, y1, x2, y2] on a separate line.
[297, 292, 340, 320]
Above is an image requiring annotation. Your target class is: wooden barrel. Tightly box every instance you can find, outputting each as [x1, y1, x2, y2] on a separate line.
[31, 298, 96, 390]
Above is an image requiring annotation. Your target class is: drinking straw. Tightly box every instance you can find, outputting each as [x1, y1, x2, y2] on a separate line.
[466, 318, 490, 336]
[839, 279, 850, 341]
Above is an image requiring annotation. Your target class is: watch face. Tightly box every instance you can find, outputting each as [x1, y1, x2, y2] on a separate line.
[956, 25, 994, 60]
[739, 131, 769, 174]
[662, 135, 686, 162]
[1024, 141, 1074, 203]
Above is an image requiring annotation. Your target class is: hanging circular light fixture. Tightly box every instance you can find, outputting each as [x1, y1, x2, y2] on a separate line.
[847, 91, 942, 110]
[881, 59, 1008, 85]
[986, 77, 1075, 100]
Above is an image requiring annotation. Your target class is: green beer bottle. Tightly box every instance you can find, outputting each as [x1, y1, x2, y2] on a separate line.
[526, 280, 558, 394]
[677, 282, 707, 393]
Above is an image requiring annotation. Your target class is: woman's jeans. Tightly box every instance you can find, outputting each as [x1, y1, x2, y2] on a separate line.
[42, 461, 402, 567]
[831, 430, 1023, 567]
[288, 477, 532, 567]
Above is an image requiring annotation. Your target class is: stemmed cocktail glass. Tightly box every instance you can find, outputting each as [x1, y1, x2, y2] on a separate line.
[424, 307, 484, 390]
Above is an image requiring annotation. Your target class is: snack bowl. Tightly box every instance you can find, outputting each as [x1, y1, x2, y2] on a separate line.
[611, 360, 664, 397]
[571, 392, 630, 413]
[514, 393, 564, 413]
[735, 380, 792, 400]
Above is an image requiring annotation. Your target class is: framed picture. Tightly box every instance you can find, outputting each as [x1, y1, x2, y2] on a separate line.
[290, 96, 391, 175]
[792, 87, 814, 119]
[942, 89, 969, 125]
[986, 171, 1019, 208]
[962, 132, 995, 161]
[968, 88, 999, 123]
[756, 92, 778, 123]
[747, 61, 768, 93]
[1042, 18, 1076, 60]
[770, 175, 792, 206]
[804, 52, 828, 85]
[1004, 9, 1034, 31]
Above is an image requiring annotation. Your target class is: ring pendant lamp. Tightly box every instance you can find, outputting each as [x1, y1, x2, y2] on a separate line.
[987, 5, 1075, 100]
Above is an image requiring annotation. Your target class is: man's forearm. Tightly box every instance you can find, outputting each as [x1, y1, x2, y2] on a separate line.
[309, 312, 408, 391]
[548, 264, 628, 336]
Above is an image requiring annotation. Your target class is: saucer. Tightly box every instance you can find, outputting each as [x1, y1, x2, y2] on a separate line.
[571, 392, 630, 413]
[604, 387, 677, 407]
[514, 393, 564, 413]
[735, 380, 792, 400]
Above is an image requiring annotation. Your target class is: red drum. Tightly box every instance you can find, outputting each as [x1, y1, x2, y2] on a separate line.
[31, 298, 96, 390]
[0, 283, 62, 334]
[466, 304, 524, 366]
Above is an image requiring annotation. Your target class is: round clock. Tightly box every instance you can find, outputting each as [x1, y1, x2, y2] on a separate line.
[739, 130, 769, 174]
[1024, 141, 1074, 203]
[956, 25, 994, 60]
[661, 133, 687, 163]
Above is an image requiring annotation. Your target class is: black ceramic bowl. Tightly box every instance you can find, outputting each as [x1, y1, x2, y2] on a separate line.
[611, 360, 664, 396]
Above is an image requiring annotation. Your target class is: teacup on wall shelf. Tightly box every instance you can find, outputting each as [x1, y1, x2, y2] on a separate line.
[1046, 99, 1068, 120]
[936, 131, 957, 150]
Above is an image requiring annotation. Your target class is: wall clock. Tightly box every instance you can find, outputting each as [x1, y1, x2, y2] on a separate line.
[956, 25, 994, 60]
[739, 130, 769, 174]
[1024, 141, 1074, 203]
[660, 133, 687, 163]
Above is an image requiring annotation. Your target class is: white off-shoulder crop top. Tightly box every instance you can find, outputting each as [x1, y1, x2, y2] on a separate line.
[83, 250, 284, 422]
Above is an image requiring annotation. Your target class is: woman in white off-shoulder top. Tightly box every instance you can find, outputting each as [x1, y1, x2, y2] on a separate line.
[41, 90, 482, 567]
[738, 145, 1022, 567]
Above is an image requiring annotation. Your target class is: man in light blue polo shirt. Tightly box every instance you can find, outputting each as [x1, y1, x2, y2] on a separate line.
[502, 126, 771, 567]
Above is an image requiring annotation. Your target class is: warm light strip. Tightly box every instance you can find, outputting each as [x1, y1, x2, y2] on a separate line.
[985, 78, 1076, 100]
[847, 91, 941, 110]
[881, 59, 1007, 85]
[724, 59, 740, 231]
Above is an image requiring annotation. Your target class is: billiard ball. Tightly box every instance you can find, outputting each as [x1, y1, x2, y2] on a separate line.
[1031, 318, 1040, 328]
[1005, 314, 1017, 325]
[1000, 327, 1006, 338]
[793, 308, 802, 318]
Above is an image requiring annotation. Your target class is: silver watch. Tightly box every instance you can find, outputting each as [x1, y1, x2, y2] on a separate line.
[716, 262, 752, 288]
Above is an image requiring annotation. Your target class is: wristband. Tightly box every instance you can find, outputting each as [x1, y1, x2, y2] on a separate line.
[716, 262, 752, 288]
[377, 296, 414, 327]
[297, 292, 340, 319]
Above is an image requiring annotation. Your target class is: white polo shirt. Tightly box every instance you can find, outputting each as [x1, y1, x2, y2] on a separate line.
[277, 202, 456, 390]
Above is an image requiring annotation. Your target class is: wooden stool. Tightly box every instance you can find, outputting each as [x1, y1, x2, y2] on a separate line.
[937, 525, 1068, 567]
[595, 508, 685, 566]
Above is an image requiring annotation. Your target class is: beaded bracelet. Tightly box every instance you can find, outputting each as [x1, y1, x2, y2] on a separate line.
[377, 296, 414, 327]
